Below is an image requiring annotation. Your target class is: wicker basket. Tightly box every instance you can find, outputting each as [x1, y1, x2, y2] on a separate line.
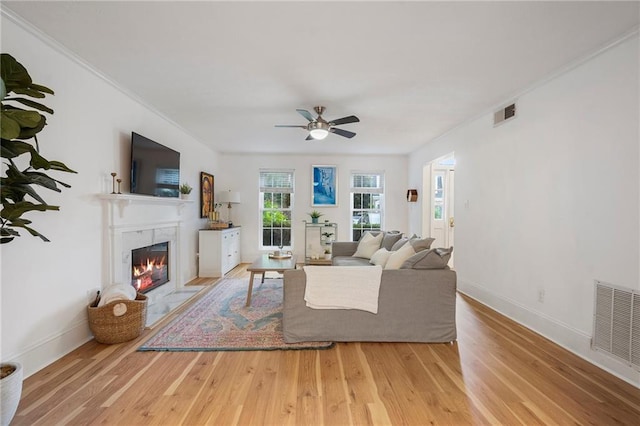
[87, 293, 148, 344]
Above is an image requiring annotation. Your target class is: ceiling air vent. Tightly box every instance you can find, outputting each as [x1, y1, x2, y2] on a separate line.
[494, 103, 516, 126]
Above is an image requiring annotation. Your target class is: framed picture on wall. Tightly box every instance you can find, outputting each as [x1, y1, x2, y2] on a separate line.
[312, 165, 337, 206]
[200, 172, 214, 218]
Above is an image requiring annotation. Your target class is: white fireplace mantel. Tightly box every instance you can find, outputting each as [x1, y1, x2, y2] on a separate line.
[99, 193, 192, 304]
[98, 193, 193, 218]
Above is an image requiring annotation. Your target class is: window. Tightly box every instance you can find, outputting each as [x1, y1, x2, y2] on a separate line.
[434, 174, 444, 220]
[259, 170, 294, 249]
[350, 172, 384, 241]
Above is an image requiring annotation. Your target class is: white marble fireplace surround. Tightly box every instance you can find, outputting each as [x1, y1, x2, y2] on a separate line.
[100, 194, 203, 326]
[118, 223, 178, 300]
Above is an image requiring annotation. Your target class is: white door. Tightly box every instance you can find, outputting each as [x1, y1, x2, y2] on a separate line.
[430, 169, 447, 248]
[430, 167, 455, 265]
[447, 170, 455, 266]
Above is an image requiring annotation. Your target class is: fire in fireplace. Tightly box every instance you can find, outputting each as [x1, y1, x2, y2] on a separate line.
[131, 242, 169, 293]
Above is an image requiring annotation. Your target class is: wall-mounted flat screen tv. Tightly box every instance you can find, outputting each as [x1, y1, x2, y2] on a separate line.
[130, 132, 180, 197]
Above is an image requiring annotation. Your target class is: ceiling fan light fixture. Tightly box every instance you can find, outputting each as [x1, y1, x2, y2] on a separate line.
[275, 106, 358, 140]
[308, 122, 329, 140]
[309, 128, 329, 140]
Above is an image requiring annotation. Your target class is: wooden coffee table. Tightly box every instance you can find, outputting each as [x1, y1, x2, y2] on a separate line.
[246, 254, 298, 306]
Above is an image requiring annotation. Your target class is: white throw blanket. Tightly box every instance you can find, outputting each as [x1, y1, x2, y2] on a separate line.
[303, 265, 383, 314]
[98, 284, 137, 307]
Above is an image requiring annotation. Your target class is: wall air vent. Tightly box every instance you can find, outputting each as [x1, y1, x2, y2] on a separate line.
[493, 103, 517, 126]
[592, 280, 640, 371]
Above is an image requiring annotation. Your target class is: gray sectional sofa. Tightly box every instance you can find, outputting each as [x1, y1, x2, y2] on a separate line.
[282, 239, 457, 343]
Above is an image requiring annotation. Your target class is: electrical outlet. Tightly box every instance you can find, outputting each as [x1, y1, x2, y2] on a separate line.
[538, 288, 545, 303]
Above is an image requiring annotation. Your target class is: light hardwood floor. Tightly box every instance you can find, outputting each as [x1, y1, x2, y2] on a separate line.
[12, 265, 640, 425]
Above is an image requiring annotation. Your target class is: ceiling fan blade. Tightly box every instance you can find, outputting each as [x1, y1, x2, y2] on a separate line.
[296, 109, 315, 122]
[305, 134, 314, 141]
[274, 125, 307, 128]
[330, 115, 359, 126]
[330, 127, 356, 139]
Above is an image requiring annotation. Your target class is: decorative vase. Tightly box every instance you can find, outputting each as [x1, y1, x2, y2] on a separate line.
[180, 193, 190, 200]
[312, 217, 318, 224]
[0, 362, 23, 426]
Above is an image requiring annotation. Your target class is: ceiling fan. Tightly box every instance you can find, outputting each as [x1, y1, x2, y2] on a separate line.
[275, 106, 360, 140]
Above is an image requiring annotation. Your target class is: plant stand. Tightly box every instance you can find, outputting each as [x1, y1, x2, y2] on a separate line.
[303, 221, 337, 264]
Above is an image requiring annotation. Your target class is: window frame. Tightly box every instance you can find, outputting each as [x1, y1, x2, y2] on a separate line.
[259, 169, 294, 250]
[350, 171, 384, 241]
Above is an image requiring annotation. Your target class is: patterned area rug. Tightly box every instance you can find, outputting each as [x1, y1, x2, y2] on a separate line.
[138, 277, 333, 351]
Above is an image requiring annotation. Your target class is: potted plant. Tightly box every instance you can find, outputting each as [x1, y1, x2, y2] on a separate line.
[308, 210, 323, 224]
[179, 183, 192, 199]
[324, 248, 332, 260]
[1, 53, 76, 424]
[0, 362, 22, 426]
[1, 53, 76, 244]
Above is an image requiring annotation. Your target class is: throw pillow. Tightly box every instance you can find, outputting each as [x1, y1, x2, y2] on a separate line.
[401, 247, 454, 269]
[369, 247, 392, 267]
[408, 236, 435, 253]
[381, 232, 403, 251]
[384, 242, 416, 270]
[352, 231, 384, 259]
[390, 237, 409, 251]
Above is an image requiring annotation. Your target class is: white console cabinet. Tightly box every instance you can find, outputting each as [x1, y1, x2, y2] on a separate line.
[198, 227, 241, 277]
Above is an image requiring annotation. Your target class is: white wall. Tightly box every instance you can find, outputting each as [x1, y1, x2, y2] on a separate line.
[408, 33, 640, 386]
[1, 15, 219, 377]
[218, 154, 408, 262]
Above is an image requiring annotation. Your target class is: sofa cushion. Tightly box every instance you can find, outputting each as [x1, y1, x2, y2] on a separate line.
[352, 231, 383, 259]
[381, 232, 403, 251]
[369, 247, 392, 267]
[401, 247, 453, 269]
[390, 237, 409, 251]
[409, 236, 435, 253]
[384, 243, 416, 269]
[332, 256, 371, 267]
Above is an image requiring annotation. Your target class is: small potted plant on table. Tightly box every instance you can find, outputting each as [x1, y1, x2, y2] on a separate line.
[308, 210, 323, 224]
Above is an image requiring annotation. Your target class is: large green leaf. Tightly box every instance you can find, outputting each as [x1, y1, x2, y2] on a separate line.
[0, 216, 50, 242]
[4, 97, 54, 114]
[21, 171, 63, 192]
[17, 115, 46, 139]
[0, 114, 20, 139]
[3, 180, 46, 204]
[2, 109, 41, 128]
[0, 139, 34, 159]
[1, 201, 58, 220]
[11, 88, 46, 98]
[1, 164, 55, 204]
[28, 149, 52, 170]
[0, 227, 18, 243]
[0, 54, 32, 90]
[29, 83, 54, 95]
[47, 160, 77, 174]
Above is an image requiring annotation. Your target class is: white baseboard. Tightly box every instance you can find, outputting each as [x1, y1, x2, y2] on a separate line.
[458, 279, 640, 389]
[9, 321, 93, 379]
[12, 275, 201, 379]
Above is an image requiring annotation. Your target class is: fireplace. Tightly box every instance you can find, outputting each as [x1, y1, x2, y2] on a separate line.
[131, 242, 169, 293]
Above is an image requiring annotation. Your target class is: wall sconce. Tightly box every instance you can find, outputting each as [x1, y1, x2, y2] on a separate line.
[407, 189, 418, 202]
